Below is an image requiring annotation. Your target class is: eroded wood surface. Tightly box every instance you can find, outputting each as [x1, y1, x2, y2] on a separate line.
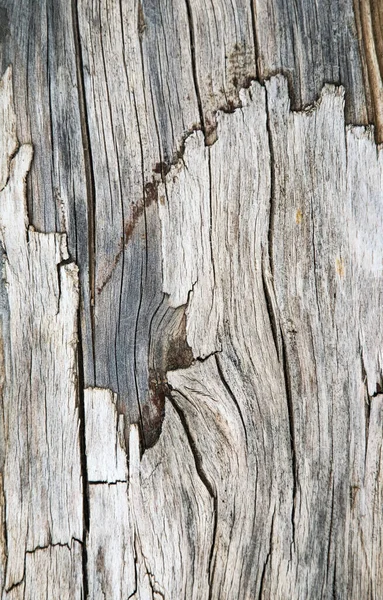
[0, 1, 382, 598]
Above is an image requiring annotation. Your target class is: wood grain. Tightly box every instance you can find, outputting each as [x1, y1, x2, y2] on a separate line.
[0, 68, 83, 595]
[0, 0, 382, 597]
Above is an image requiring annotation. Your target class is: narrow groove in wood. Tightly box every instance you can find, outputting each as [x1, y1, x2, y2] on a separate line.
[76, 313, 90, 600]
[215, 354, 248, 447]
[72, 0, 96, 383]
[257, 507, 275, 600]
[132, 258, 146, 448]
[250, 0, 260, 77]
[184, 0, 205, 136]
[167, 391, 218, 591]
[359, 343, 371, 466]
[167, 391, 215, 498]
[261, 255, 280, 362]
[280, 330, 297, 550]
[325, 479, 335, 587]
[207, 147, 216, 288]
[264, 88, 276, 276]
[71, 5, 93, 596]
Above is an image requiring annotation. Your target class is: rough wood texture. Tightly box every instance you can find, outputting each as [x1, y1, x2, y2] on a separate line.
[0, 68, 83, 596]
[0, 0, 383, 598]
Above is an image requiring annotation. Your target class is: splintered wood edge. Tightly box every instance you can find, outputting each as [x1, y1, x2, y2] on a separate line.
[1, 61, 383, 598]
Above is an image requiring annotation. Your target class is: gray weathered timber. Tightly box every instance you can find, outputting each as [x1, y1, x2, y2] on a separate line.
[0, 68, 83, 597]
[254, 0, 369, 124]
[0, 0, 382, 598]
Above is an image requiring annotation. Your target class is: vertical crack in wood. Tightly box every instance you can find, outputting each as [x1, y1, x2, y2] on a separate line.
[264, 80, 296, 554]
[72, 0, 96, 383]
[325, 478, 335, 590]
[249, 0, 260, 77]
[264, 87, 276, 276]
[280, 323, 297, 551]
[131, 91, 147, 445]
[214, 354, 248, 447]
[133, 258, 146, 446]
[260, 254, 281, 362]
[76, 314, 90, 600]
[184, 0, 205, 137]
[257, 506, 275, 600]
[207, 147, 216, 289]
[71, 3, 93, 596]
[359, 341, 371, 466]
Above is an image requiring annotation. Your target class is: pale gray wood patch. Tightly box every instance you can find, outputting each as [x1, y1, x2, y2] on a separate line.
[22, 542, 83, 600]
[129, 414, 215, 599]
[0, 1, 382, 596]
[88, 483, 135, 600]
[85, 388, 135, 599]
[84, 388, 127, 484]
[0, 69, 83, 594]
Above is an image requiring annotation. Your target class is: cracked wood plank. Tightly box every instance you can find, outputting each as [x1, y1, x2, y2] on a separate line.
[0, 0, 383, 598]
[129, 77, 383, 598]
[0, 68, 83, 596]
[0, 0, 380, 450]
[84, 388, 135, 598]
[253, 0, 369, 125]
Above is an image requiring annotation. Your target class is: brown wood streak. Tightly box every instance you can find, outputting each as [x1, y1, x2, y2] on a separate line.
[355, 0, 383, 142]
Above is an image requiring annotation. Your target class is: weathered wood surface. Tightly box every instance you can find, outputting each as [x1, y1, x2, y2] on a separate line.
[0, 0, 382, 598]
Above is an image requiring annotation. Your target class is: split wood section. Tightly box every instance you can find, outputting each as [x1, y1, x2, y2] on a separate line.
[1, 59, 383, 597]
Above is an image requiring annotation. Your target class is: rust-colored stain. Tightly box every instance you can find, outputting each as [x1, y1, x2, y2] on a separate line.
[336, 257, 345, 277]
[124, 179, 160, 244]
[137, 2, 146, 37]
[98, 172, 166, 295]
[141, 374, 167, 449]
[124, 202, 142, 244]
[296, 208, 303, 224]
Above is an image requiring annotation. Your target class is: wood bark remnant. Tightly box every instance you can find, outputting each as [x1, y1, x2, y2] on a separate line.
[354, 0, 383, 141]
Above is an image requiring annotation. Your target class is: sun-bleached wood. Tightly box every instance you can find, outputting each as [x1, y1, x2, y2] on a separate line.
[0, 68, 83, 596]
[133, 78, 383, 599]
[1, 2, 383, 597]
[85, 388, 135, 598]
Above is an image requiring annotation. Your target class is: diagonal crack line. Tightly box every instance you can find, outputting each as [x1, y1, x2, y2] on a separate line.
[167, 391, 215, 499]
[167, 390, 218, 593]
[261, 250, 282, 362]
[215, 354, 248, 448]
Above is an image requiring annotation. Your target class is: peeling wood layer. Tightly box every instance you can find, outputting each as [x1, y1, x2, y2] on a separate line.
[136, 77, 383, 598]
[0, 0, 380, 442]
[83, 76, 383, 597]
[0, 2, 383, 598]
[0, 68, 83, 594]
